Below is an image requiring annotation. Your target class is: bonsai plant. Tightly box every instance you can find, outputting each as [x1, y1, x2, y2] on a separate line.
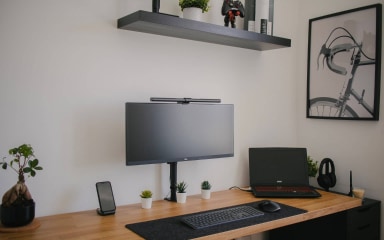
[140, 190, 153, 209]
[179, 0, 210, 13]
[176, 181, 188, 203]
[201, 180, 211, 199]
[1, 144, 43, 227]
[307, 156, 319, 178]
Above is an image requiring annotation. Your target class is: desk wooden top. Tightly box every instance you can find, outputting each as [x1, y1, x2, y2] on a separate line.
[0, 189, 361, 240]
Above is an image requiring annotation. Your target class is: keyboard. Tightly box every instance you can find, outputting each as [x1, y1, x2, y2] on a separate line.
[255, 186, 314, 192]
[181, 205, 264, 230]
[252, 186, 321, 198]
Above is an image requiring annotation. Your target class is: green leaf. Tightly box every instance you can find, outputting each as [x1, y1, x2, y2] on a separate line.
[9, 148, 18, 155]
[34, 166, 43, 171]
[23, 167, 32, 173]
[19, 144, 34, 158]
[29, 159, 39, 168]
[30, 170, 36, 177]
[1, 163, 7, 170]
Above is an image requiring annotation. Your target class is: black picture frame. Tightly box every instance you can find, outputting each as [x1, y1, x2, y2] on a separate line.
[307, 4, 382, 120]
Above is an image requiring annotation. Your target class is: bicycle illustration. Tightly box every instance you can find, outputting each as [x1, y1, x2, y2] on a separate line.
[308, 26, 378, 119]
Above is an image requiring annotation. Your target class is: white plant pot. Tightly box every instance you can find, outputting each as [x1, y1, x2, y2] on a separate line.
[176, 192, 187, 203]
[309, 176, 317, 187]
[141, 198, 152, 209]
[182, 7, 203, 21]
[201, 189, 211, 199]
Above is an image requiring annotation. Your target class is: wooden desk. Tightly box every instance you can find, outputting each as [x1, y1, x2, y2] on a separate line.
[0, 189, 361, 240]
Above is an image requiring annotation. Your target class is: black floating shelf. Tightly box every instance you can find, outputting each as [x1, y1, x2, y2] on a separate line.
[118, 11, 291, 51]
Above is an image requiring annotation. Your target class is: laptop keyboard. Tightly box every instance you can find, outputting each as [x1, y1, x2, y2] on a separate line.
[254, 186, 319, 197]
[255, 186, 314, 192]
[181, 205, 264, 229]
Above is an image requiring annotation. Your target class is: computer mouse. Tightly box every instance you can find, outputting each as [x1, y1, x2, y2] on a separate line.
[258, 200, 281, 213]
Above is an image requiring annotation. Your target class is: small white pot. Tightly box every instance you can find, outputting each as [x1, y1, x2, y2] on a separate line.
[176, 192, 187, 203]
[141, 198, 152, 209]
[201, 189, 211, 199]
[182, 7, 203, 21]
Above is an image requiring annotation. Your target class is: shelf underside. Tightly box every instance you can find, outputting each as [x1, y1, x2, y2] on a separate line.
[118, 11, 291, 51]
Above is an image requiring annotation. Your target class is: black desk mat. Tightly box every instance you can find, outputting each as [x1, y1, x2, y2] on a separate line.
[126, 201, 307, 240]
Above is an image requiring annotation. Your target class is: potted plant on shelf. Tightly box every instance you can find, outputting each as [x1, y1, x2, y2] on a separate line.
[140, 190, 153, 209]
[179, 0, 210, 21]
[201, 180, 212, 199]
[176, 181, 188, 203]
[0, 144, 43, 227]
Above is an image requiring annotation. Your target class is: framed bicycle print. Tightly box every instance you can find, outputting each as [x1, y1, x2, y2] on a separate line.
[307, 4, 382, 120]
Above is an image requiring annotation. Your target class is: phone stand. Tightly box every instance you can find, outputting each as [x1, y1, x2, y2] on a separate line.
[96, 208, 115, 216]
[96, 181, 116, 216]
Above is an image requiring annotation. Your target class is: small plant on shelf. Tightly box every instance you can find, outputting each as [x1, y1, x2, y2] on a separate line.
[179, 0, 210, 13]
[307, 155, 319, 177]
[140, 190, 153, 198]
[176, 181, 188, 193]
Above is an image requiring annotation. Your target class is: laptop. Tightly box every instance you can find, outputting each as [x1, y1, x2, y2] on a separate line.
[249, 147, 321, 198]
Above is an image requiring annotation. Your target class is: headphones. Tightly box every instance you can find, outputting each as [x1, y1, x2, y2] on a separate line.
[317, 158, 337, 191]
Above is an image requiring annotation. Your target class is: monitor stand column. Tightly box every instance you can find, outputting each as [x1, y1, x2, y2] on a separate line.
[165, 162, 177, 202]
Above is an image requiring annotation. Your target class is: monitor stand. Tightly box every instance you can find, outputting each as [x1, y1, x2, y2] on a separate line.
[165, 162, 177, 202]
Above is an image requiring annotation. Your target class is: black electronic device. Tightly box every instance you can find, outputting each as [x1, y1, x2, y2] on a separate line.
[125, 99, 234, 201]
[249, 147, 321, 198]
[258, 200, 281, 213]
[181, 205, 264, 229]
[150, 97, 221, 104]
[152, 0, 160, 13]
[96, 181, 116, 215]
[317, 158, 337, 191]
[348, 170, 353, 197]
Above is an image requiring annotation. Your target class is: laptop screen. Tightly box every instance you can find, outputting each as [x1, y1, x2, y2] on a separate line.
[249, 148, 309, 186]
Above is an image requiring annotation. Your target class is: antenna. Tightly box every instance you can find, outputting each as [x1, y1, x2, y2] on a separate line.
[348, 170, 353, 197]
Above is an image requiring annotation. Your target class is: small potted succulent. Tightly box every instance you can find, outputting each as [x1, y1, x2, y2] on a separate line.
[140, 190, 153, 209]
[307, 156, 319, 178]
[176, 181, 188, 203]
[201, 180, 212, 199]
[179, 0, 210, 21]
[1, 144, 43, 227]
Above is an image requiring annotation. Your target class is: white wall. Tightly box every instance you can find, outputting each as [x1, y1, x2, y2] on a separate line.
[0, 0, 298, 218]
[296, 0, 384, 238]
[0, 0, 382, 239]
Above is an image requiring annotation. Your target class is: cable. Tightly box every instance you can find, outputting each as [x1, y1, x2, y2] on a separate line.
[229, 186, 252, 192]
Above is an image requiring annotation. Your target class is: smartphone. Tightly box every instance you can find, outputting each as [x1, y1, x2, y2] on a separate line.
[96, 181, 116, 215]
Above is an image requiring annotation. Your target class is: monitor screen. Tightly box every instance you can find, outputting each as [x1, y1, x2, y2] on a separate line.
[125, 102, 234, 166]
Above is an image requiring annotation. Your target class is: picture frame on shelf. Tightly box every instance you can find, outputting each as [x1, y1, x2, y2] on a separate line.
[306, 4, 382, 120]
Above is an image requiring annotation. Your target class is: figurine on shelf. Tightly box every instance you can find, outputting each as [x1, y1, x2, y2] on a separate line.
[221, 0, 245, 28]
